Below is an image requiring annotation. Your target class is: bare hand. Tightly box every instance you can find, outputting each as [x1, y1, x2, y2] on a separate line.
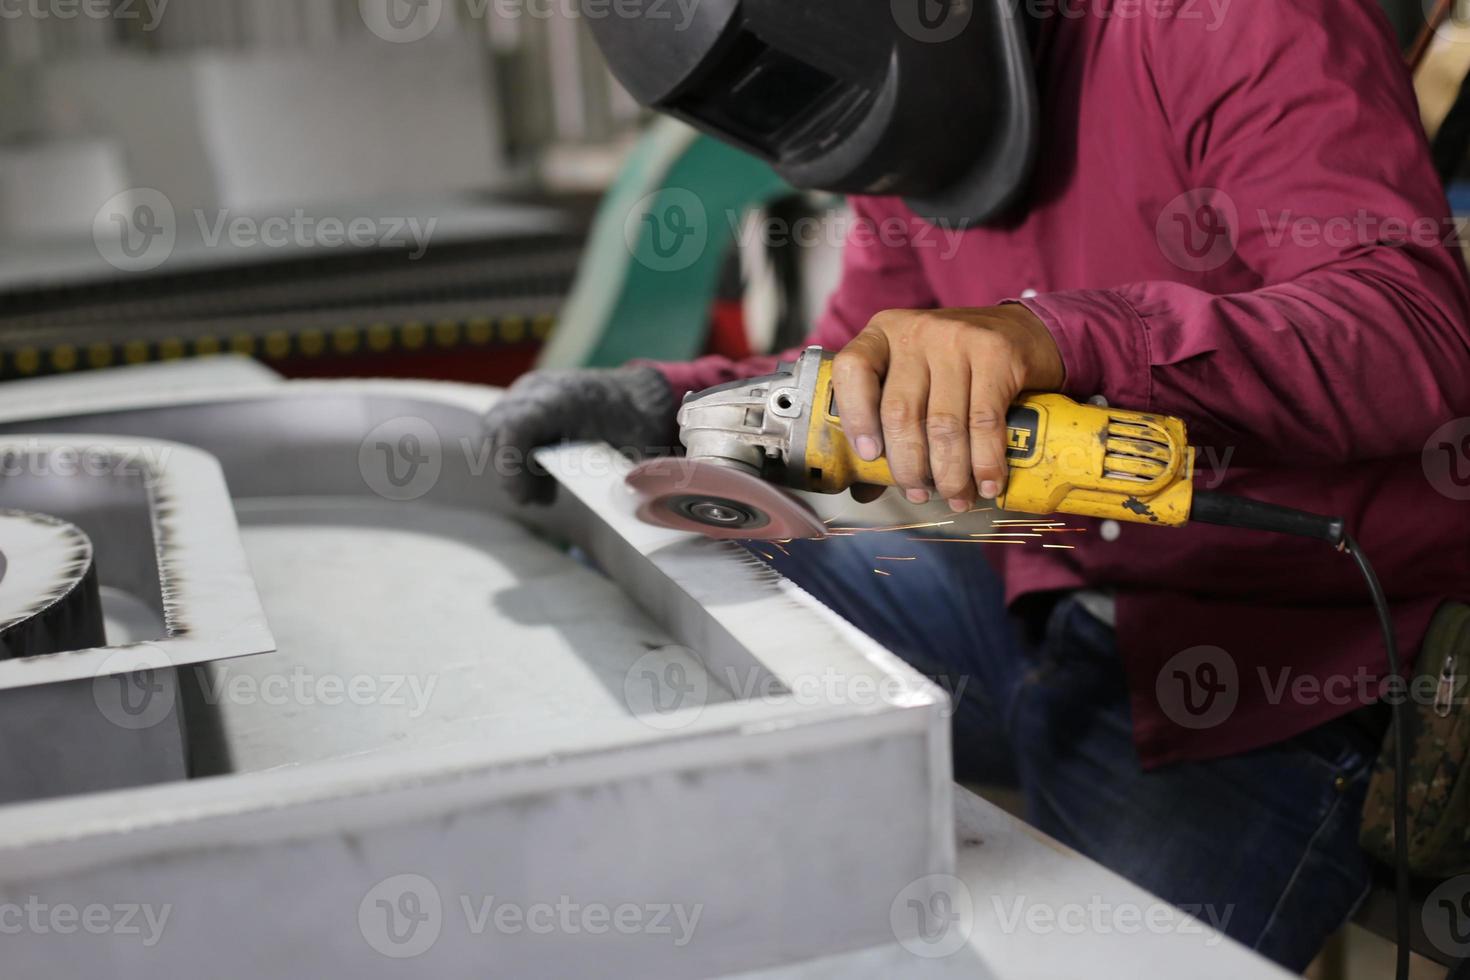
[832, 306, 1065, 512]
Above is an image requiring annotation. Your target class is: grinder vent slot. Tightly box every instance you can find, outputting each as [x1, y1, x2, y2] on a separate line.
[1102, 418, 1172, 484]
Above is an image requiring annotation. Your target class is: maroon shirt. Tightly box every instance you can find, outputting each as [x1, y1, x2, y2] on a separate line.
[652, 0, 1470, 766]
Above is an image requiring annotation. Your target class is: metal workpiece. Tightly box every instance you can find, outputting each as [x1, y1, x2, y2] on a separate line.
[0, 363, 955, 979]
[0, 433, 275, 804]
[0, 510, 104, 660]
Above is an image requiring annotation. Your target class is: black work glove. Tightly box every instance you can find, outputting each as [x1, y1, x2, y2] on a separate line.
[483, 366, 679, 505]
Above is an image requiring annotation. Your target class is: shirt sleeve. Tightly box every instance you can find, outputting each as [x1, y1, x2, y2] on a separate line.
[1020, 0, 1470, 464]
[641, 196, 939, 401]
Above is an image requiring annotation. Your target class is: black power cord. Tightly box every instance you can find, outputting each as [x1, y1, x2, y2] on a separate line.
[1193, 492, 1410, 980]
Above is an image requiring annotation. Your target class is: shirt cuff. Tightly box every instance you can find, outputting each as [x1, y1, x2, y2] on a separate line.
[1010, 289, 1151, 410]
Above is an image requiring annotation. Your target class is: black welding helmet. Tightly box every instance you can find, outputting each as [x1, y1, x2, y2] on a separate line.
[586, 0, 1040, 227]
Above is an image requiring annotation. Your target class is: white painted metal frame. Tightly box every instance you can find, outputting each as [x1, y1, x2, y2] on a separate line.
[0, 374, 956, 979]
[0, 434, 274, 691]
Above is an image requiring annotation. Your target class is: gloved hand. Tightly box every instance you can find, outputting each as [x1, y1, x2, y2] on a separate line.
[483, 365, 679, 505]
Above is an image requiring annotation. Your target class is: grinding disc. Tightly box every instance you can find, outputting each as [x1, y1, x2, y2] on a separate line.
[0, 510, 107, 660]
[626, 458, 828, 541]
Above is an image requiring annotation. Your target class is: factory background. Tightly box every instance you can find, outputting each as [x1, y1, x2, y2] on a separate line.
[0, 0, 1462, 387]
[0, 3, 1467, 980]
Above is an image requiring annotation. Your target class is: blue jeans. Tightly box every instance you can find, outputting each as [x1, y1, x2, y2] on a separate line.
[754, 534, 1377, 971]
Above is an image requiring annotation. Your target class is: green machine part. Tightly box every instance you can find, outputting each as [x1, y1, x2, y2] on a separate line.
[537, 118, 792, 370]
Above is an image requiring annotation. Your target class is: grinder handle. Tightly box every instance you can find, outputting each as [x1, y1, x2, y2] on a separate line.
[803, 355, 898, 494]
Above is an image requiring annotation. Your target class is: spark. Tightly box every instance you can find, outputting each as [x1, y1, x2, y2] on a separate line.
[1043, 544, 1077, 550]
[772, 543, 791, 557]
[875, 556, 918, 562]
[828, 519, 957, 534]
[970, 532, 1042, 539]
[756, 550, 775, 561]
[873, 569, 892, 577]
[909, 537, 1026, 545]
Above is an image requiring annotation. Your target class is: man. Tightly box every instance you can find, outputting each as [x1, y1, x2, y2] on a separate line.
[486, 0, 1470, 968]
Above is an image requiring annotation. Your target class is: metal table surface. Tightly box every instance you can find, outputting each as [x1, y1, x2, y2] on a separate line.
[725, 787, 1292, 980]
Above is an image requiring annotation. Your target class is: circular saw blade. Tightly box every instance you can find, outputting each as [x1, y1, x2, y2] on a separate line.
[625, 458, 828, 541]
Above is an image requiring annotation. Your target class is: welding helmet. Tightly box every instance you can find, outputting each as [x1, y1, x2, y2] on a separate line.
[586, 0, 1040, 227]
